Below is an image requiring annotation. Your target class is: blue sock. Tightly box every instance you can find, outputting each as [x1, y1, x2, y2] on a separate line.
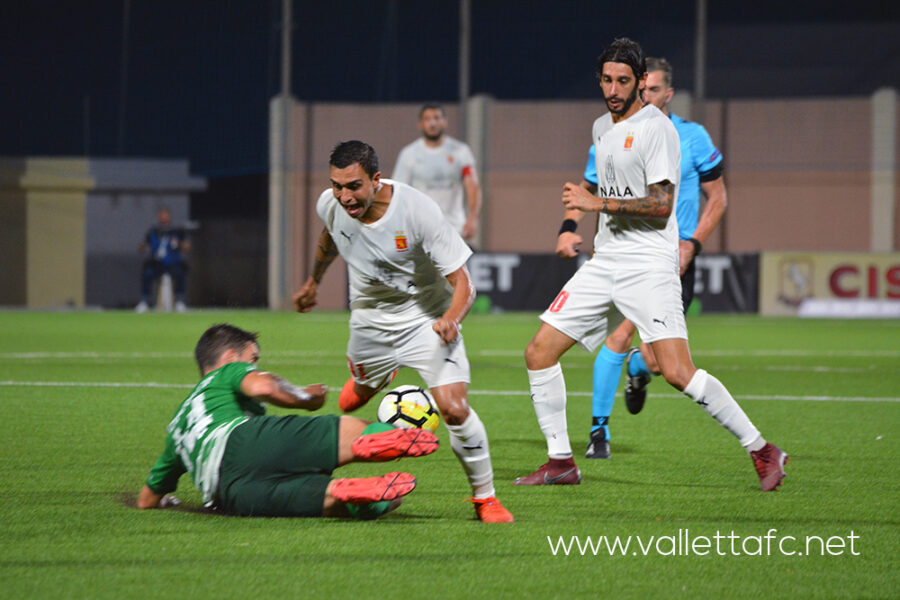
[592, 345, 626, 438]
[627, 349, 651, 377]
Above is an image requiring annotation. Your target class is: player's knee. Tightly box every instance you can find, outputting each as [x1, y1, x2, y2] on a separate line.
[605, 330, 632, 353]
[642, 348, 661, 374]
[439, 398, 470, 426]
[660, 364, 694, 391]
[525, 339, 552, 370]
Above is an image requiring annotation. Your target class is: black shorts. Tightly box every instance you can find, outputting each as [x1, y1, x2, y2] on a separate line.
[217, 415, 340, 517]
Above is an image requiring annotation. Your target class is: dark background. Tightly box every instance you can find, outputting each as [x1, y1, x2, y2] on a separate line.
[3, 1, 898, 178]
[3, 1, 898, 307]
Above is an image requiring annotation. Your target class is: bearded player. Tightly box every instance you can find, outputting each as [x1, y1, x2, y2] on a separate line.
[515, 37, 788, 492]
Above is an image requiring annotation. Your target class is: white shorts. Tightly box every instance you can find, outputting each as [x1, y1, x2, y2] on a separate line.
[540, 253, 688, 353]
[346, 315, 470, 391]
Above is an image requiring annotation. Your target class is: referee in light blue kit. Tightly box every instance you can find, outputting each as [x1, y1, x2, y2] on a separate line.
[585, 56, 728, 459]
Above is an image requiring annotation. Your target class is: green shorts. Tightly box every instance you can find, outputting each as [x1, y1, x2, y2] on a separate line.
[217, 414, 340, 517]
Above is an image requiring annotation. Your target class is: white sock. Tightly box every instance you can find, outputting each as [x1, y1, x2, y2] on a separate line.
[684, 369, 765, 452]
[446, 409, 495, 499]
[527, 363, 573, 459]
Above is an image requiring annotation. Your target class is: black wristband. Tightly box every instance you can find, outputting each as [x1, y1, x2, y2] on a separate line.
[559, 219, 577, 235]
[688, 237, 702, 254]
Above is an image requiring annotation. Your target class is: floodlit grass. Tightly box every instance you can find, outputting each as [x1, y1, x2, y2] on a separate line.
[1, 311, 898, 598]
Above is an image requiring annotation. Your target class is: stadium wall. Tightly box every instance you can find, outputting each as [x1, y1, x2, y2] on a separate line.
[0, 158, 204, 309]
[279, 91, 898, 309]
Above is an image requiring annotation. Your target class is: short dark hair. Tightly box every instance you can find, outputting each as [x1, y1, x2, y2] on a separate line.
[194, 323, 258, 374]
[418, 103, 445, 119]
[645, 57, 673, 88]
[596, 37, 646, 81]
[329, 140, 380, 179]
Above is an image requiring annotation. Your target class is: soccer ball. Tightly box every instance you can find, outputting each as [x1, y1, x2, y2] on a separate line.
[377, 385, 440, 433]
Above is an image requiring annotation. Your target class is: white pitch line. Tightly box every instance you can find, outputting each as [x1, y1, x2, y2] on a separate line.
[477, 349, 900, 358]
[712, 365, 874, 373]
[5, 348, 898, 361]
[0, 350, 345, 359]
[0, 381, 897, 403]
[467, 390, 900, 402]
[0, 381, 193, 389]
[695, 349, 900, 358]
[0, 352, 193, 359]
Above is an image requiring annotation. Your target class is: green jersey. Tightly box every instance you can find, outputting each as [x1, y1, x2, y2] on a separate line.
[146, 362, 265, 505]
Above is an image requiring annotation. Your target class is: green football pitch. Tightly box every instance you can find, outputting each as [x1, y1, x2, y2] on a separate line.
[1, 310, 897, 599]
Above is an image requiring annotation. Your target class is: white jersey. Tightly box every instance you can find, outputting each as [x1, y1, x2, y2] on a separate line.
[392, 136, 477, 233]
[316, 179, 472, 330]
[591, 104, 681, 263]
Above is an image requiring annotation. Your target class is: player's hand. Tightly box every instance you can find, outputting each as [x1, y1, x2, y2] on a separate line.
[556, 231, 582, 258]
[292, 278, 318, 313]
[461, 218, 478, 240]
[432, 317, 460, 345]
[303, 384, 328, 410]
[158, 494, 181, 509]
[678, 239, 694, 275]
[561, 182, 598, 212]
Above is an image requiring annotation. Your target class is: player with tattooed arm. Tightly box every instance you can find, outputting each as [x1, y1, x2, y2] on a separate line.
[515, 38, 788, 492]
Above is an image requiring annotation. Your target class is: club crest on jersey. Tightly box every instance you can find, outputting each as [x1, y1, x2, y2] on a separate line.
[447, 155, 454, 163]
[394, 231, 408, 251]
[624, 132, 634, 150]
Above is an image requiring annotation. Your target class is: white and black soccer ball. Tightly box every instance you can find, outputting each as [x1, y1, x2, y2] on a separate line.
[377, 385, 440, 433]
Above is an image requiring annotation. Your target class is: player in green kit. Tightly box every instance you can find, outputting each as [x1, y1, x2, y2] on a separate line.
[137, 323, 439, 518]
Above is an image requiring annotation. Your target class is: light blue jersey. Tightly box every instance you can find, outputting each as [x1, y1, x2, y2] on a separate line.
[670, 114, 722, 239]
[584, 112, 722, 240]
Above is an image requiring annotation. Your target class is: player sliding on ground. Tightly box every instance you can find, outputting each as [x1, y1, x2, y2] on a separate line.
[137, 323, 438, 519]
[517, 37, 788, 492]
[293, 140, 513, 523]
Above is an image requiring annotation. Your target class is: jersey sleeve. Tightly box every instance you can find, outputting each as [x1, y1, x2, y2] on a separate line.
[689, 124, 723, 177]
[145, 436, 186, 495]
[315, 189, 338, 233]
[221, 362, 266, 416]
[456, 143, 477, 179]
[641, 117, 681, 187]
[583, 145, 598, 185]
[415, 192, 472, 275]
[392, 146, 414, 183]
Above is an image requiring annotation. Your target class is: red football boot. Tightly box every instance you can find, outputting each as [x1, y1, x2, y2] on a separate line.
[352, 427, 439, 461]
[513, 457, 581, 485]
[750, 443, 789, 491]
[331, 472, 417, 504]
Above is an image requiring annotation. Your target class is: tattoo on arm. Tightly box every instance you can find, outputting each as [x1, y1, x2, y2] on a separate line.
[598, 182, 674, 218]
[312, 228, 339, 283]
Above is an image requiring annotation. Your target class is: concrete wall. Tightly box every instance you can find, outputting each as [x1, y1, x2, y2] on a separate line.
[0, 159, 92, 307]
[0, 158, 204, 308]
[277, 91, 898, 310]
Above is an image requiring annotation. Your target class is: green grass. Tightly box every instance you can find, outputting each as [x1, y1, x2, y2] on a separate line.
[1, 311, 898, 599]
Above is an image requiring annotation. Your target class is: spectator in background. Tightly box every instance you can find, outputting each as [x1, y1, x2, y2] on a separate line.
[392, 104, 482, 241]
[135, 207, 190, 313]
